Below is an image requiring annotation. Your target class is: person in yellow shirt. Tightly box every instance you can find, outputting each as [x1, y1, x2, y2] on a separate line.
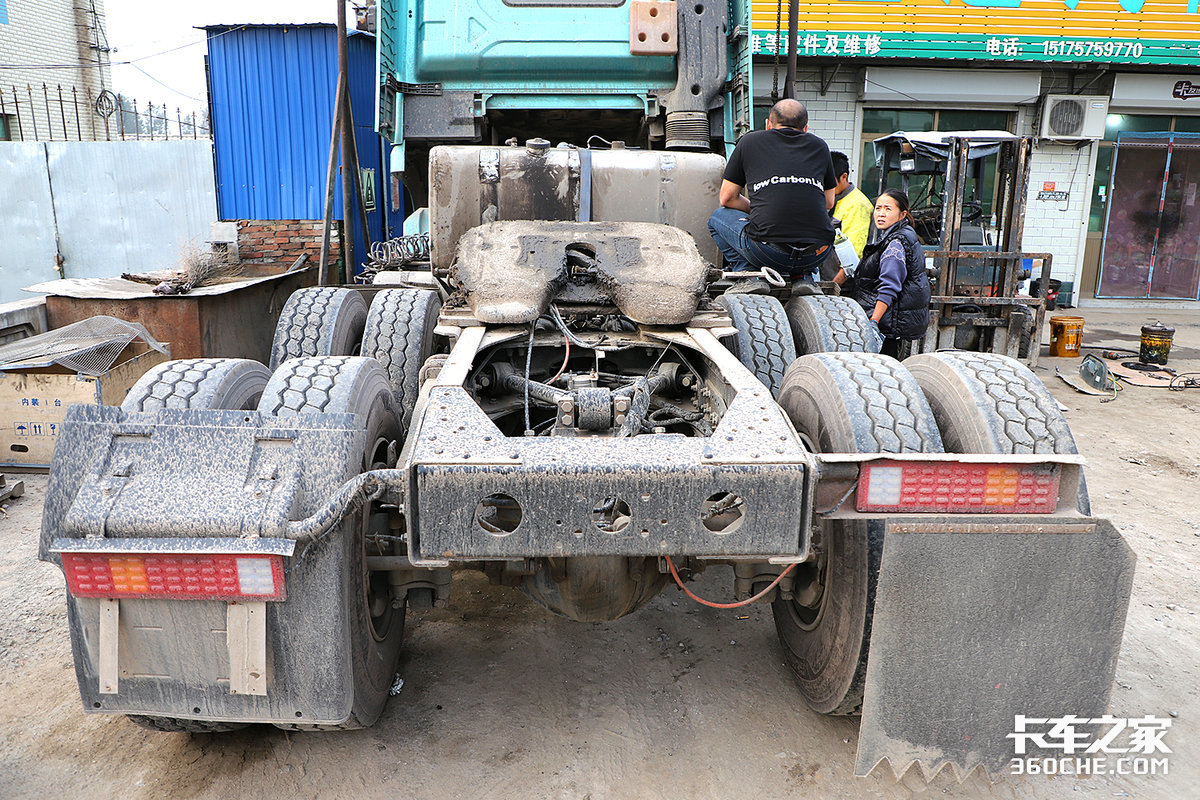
[820, 151, 875, 280]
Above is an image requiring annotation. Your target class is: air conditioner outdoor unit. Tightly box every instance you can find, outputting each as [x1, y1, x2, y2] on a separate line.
[1039, 95, 1109, 139]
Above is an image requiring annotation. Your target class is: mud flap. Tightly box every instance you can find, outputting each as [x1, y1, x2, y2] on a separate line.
[40, 404, 371, 724]
[855, 518, 1135, 780]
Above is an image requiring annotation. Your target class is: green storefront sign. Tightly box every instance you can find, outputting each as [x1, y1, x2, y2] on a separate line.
[751, 32, 1200, 65]
[749, 0, 1200, 66]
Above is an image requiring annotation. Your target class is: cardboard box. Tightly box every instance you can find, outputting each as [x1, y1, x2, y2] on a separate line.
[1, 341, 171, 469]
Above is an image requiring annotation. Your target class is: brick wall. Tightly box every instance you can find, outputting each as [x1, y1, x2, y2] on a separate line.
[235, 220, 343, 271]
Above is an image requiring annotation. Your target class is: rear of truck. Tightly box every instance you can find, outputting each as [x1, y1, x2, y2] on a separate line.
[38, 157, 1134, 778]
[36, 0, 1135, 781]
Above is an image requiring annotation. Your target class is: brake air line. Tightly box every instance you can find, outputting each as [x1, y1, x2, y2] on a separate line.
[664, 556, 796, 609]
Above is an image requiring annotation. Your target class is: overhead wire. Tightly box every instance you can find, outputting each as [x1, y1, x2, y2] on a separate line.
[0, 24, 253, 70]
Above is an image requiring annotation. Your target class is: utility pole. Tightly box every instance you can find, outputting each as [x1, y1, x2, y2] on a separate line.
[337, 0, 355, 281]
[783, 0, 798, 100]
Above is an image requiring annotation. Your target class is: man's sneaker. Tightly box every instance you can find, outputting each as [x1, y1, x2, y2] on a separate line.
[723, 278, 771, 295]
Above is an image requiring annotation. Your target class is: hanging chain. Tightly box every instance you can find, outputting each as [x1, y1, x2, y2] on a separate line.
[771, 0, 783, 103]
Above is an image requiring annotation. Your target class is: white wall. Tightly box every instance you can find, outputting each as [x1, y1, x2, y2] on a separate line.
[0, 0, 112, 141]
[1021, 141, 1096, 288]
[795, 72, 860, 159]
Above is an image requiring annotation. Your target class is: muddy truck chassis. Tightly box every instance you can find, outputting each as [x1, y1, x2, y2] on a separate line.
[40, 146, 1133, 779]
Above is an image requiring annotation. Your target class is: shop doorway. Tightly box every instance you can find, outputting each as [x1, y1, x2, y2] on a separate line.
[1097, 131, 1200, 299]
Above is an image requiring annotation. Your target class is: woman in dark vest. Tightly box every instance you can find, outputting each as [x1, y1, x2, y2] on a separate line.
[834, 188, 930, 358]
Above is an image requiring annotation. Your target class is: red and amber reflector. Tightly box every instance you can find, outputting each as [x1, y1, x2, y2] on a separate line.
[61, 553, 286, 601]
[857, 461, 1060, 514]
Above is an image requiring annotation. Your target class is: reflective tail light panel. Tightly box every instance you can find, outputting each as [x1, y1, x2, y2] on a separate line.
[858, 461, 1060, 514]
[62, 553, 286, 601]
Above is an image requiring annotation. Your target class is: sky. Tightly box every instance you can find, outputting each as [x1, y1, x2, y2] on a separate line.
[102, 0, 352, 115]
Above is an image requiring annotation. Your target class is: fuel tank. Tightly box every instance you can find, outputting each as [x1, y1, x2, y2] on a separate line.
[429, 142, 725, 268]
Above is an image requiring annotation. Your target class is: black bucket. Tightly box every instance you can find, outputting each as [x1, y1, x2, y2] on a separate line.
[1140, 322, 1175, 365]
[1030, 278, 1063, 311]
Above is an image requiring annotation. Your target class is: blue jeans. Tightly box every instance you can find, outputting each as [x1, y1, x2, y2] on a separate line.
[707, 206, 827, 281]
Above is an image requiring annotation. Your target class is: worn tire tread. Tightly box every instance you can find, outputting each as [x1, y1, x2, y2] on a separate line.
[716, 294, 797, 398]
[270, 287, 367, 369]
[907, 350, 1090, 513]
[785, 295, 876, 355]
[774, 353, 943, 716]
[121, 358, 270, 412]
[361, 288, 441, 429]
[126, 715, 249, 733]
[258, 355, 403, 730]
[906, 351, 1075, 454]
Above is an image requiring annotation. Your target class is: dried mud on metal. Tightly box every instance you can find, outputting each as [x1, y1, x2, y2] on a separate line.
[1, 308, 1196, 800]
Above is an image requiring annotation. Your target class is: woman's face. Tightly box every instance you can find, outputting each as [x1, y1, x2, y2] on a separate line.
[874, 196, 904, 229]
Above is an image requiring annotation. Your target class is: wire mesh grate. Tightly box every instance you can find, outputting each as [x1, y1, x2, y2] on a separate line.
[0, 316, 167, 376]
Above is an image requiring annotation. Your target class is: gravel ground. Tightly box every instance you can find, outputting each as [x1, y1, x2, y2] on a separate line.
[0, 307, 1195, 799]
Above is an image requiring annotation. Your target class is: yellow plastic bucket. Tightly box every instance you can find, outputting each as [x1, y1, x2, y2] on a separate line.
[1048, 315, 1085, 358]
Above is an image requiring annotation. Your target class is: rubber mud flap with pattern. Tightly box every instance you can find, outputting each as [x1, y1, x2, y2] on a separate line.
[856, 519, 1135, 779]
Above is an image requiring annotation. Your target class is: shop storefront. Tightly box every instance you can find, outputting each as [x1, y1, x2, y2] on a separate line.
[748, 0, 1200, 307]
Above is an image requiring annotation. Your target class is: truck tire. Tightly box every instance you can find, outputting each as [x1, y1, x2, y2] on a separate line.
[773, 353, 944, 715]
[1012, 304, 1035, 359]
[906, 351, 1090, 514]
[259, 356, 405, 729]
[269, 287, 367, 369]
[784, 295, 879, 355]
[126, 715, 249, 733]
[122, 358, 271, 412]
[360, 288, 441, 431]
[714, 294, 796, 398]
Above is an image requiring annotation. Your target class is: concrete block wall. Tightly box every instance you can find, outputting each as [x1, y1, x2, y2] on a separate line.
[0, 0, 112, 141]
[1022, 142, 1095, 285]
[235, 220, 343, 271]
[794, 71, 861, 159]
[1014, 101, 1097, 287]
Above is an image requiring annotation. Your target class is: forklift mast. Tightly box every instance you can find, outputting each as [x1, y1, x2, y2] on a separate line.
[872, 131, 1054, 363]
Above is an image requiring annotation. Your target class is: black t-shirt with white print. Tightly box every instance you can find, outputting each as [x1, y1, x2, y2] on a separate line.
[723, 127, 837, 246]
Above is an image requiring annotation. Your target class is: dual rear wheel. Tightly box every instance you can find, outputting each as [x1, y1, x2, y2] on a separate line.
[718, 295, 1084, 714]
[770, 350, 1087, 714]
[123, 287, 441, 733]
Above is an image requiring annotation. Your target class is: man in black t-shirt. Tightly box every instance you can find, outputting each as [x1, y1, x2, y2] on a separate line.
[707, 99, 837, 283]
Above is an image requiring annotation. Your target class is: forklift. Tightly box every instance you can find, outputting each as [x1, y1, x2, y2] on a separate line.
[872, 131, 1054, 363]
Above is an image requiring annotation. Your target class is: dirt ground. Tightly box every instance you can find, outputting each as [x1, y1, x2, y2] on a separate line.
[0, 307, 1196, 800]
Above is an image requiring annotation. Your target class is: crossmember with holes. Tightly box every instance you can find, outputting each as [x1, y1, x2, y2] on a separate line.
[408, 324, 817, 564]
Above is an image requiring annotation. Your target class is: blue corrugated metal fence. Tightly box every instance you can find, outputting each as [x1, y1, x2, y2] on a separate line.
[206, 24, 392, 274]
